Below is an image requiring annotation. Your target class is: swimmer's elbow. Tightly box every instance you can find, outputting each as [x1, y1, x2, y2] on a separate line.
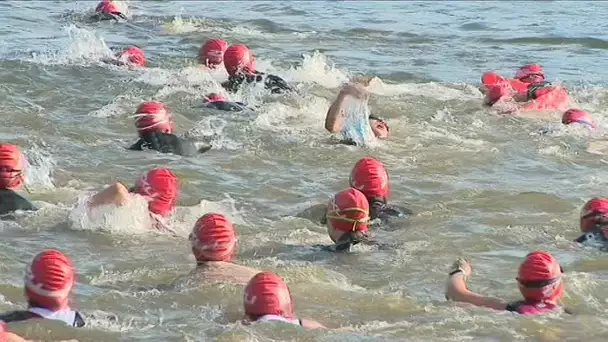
[324, 119, 341, 133]
[89, 182, 130, 208]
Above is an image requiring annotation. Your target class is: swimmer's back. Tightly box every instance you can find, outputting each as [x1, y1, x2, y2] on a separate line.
[0, 189, 36, 217]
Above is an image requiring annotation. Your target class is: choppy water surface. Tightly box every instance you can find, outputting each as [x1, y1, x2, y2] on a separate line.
[1, 1, 608, 341]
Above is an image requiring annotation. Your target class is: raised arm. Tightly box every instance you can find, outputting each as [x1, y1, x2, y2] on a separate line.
[325, 84, 369, 133]
[445, 258, 508, 311]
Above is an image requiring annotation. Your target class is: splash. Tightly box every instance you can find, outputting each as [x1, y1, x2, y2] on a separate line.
[278, 51, 349, 88]
[23, 144, 56, 191]
[341, 96, 378, 147]
[28, 25, 112, 65]
[67, 193, 158, 235]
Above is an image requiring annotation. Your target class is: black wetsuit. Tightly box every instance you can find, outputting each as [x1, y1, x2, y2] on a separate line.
[526, 81, 553, 100]
[204, 101, 248, 112]
[92, 12, 128, 21]
[0, 189, 36, 217]
[222, 72, 292, 94]
[128, 132, 211, 156]
[0, 310, 85, 327]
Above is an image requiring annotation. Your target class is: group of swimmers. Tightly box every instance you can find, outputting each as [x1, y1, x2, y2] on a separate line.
[0, 1, 606, 340]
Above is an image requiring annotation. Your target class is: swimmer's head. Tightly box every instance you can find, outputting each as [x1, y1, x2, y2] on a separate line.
[95, 0, 124, 19]
[199, 39, 228, 69]
[0, 143, 25, 190]
[515, 64, 545, 84]
[350, 157, 390, 202]
[190, 213, 237, 262]
[116, 46, 146, 67]
[223, 44, 256, 76]
[517, 251, 564, 303]
[134, 101, 173, 136]
[244, 272, 294, 320]
[326, 188, 370, 250]
[132, 168, 179, 217]
[25, 249, 75, 311]
[369, 114, 390, 139]
[203, 93, 228, 103]
[562, 109, 595, 129]
[579, 197, 608, 233]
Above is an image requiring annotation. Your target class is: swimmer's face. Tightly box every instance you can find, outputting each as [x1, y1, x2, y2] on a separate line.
[370, 119, 389, 140]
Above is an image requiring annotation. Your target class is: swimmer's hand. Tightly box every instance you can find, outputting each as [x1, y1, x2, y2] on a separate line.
[339, 84, 369, 100]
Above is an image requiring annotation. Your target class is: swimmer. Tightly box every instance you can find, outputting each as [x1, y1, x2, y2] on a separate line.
[243, 272, 325, 328]
[325, 83, 389, 144]
[485, 64, 571, 114]
[128, 101, 212, 156]
[325, 188, 373, 251]
[88, 167, 179, 233]
[349, 157, 410, 221]
[0, 143, 36, 216]
[199, 39, 228, 69]
[0, 250, 85, 327]
[221, 44, 292, 94]
[202, 93, 249, 112]
[445, 251, 568, 315]
[175, 213, 261, 285]
[575, 198, 608, 250]
[93, 0, 127, 21]
[104, 46, 146, 67]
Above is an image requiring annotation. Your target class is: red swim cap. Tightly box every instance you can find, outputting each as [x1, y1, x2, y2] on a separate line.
[481, 71, 505, 88]
[562, 109, 595, 128]
[133, 168, 179, 217]
[517, 251, 564, 303]
[25, 250, 75, 311]
[244, 272, 294, 320]
[350, 157, 389, 200]
[515, 64, 545, 82]
[223, 44, 256, 76]
[117, 47, 146, 67]
[580, 197, 608, 233]
[199, 39, 228, 68]
[203, 93, 227, 103]
[95, 0, 121, 15]
[0, 143, 25, 190]
[190, 213, 237, 262]
[134, 102, 173, 135]
[327, 188, 369, 233]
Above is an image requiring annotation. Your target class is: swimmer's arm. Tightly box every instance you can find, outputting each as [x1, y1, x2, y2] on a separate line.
[325, 90, 349, 133]
[300, 318, 326, 329]
[88, 182, 130, 208]
[445, 273, 507, 311]
[5, 332, 28, 342]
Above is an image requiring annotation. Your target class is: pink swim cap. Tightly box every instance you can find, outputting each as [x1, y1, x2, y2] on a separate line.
[562, 109, 595, 129]
[203, 93, 227, 103]
[199, 39, 228, 68]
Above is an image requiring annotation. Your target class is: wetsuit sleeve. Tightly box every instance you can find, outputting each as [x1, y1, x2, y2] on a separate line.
[505, 301, 521, 312]
[17, 195, 37, 212]
[264, 74, 293, 94]
[175, 136, 212, 156]
[205, 101, 246, 112]
[74, 311, 86, 327]
[128, 138, 145, 151]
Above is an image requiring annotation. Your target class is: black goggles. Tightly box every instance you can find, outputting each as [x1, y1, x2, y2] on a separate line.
[516, 265, 563, 288]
